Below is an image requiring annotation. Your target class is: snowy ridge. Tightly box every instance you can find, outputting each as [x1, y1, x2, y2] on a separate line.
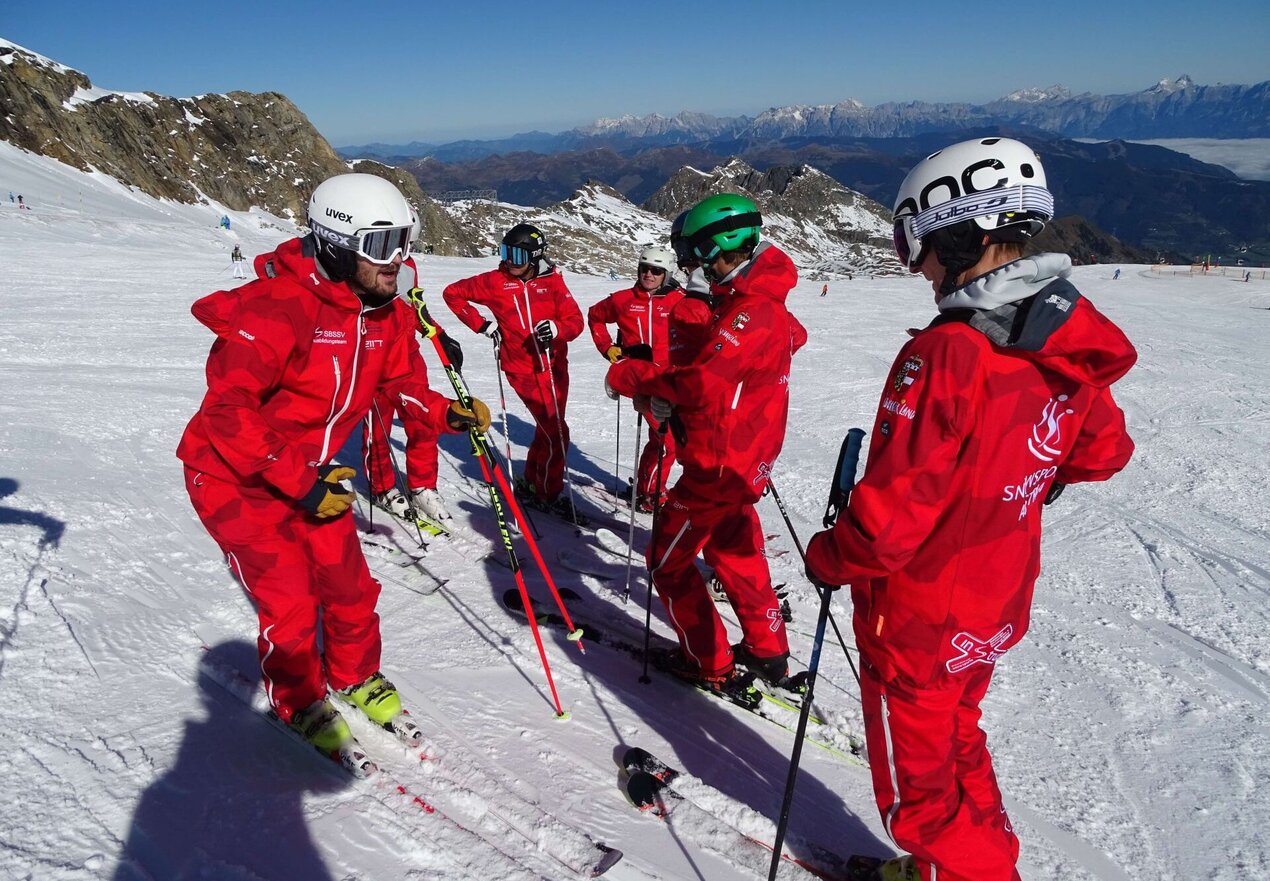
[2, 139, 1269, 880]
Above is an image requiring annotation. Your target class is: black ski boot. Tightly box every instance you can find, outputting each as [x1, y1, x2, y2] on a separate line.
[732, 643, 806, 694]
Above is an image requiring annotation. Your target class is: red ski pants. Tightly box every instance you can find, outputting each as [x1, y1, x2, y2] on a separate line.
[363, 390, 440, 496]
[505, 362, 570, 500]
[635, 413, 677, 501]
[185, 468, 382, 722]
[647, 485, 788, 675]
[860, 661, 1021, 881]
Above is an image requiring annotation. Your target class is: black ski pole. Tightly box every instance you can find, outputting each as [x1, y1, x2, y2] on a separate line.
[765, 476, 860, 689]
[767, 428, 865, 881]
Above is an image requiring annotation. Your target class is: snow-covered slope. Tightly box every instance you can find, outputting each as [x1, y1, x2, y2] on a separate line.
[2, 141, 1268, 881]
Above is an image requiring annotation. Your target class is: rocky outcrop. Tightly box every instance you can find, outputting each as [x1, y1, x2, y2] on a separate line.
[0, 40, 467, 254]
[645, 158, 901, 276]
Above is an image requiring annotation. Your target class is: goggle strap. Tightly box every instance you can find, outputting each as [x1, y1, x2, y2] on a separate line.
[910, 185, 1052, 239]
[689, 211, 763, 248]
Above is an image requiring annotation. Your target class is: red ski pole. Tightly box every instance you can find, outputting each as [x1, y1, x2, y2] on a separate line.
[408, 289, 586, 650]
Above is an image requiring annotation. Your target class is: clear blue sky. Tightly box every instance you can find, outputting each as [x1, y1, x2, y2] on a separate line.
[5, 0, 1268, 146]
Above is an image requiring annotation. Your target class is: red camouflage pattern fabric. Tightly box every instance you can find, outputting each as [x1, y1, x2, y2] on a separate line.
[805, 292, 1136, 687]
[441, 264, 583, 374]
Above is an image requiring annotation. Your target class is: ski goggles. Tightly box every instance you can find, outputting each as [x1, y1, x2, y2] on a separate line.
[311, 221, 413, 265]
[895, 185, 1054, 271]
[637, 263, 667, 276]
[688, 211, 763, 262]
[499, 243, 539, 265]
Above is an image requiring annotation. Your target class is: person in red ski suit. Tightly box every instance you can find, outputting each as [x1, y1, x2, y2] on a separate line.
[361, 258, 465, 525]
[178, 174, 490, 733]
[805, 138, 1136, 881]
[607, 194, 803, 699]
[442, 223, 583, 509]
[588, 245, 684, 509]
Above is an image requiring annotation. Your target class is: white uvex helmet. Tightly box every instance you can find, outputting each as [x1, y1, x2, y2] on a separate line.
[307, 173, 415, 281]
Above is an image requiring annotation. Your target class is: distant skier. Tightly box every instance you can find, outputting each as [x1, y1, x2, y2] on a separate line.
[588, 245, 683, 510]
[230, 244, 247, 279]
[1113, 268, 1121, 280]
[606, 194, 804, 704]
[609, 269, 619, 281]
[442, 223, 584, 518]
[805, 137, 1136, 881]
[820, 283, 829, 297]
[177, 173, 490, 763]
[16, 195, 24, 209]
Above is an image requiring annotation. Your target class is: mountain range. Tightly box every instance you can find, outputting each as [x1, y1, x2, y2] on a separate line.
[342, 76, 1270, 163]
[3, 36, 1262, 267]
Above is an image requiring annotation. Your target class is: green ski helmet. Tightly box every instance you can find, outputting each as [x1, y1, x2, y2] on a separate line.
[681, 193, 762, 262]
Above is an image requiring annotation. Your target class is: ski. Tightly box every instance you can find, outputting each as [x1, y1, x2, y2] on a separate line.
[621, 746, 863, 880]
[199, 643, 376, 776]
[500, 590, 864, 764]
[557, 548, 617, 581]
[621, 767, 849, 880]
[593, 527, 634, 560]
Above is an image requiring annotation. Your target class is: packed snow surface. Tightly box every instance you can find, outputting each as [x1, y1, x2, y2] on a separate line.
[1, 140, 1268, 880]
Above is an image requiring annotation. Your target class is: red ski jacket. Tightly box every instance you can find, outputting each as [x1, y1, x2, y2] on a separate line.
[607, 243, 802, 503]
[806, 254, 1136, 688]
[442, 263, 583, 375]
[587, 282, 685, 366]
[177, 236, 455, 500]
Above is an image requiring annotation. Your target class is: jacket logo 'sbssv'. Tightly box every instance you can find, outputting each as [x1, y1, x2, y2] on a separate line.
[313, 328, 348, 345]
[1027, 394, 1074, 462]
[945, 624, 1013, 673]
[892, 354, 924, 392]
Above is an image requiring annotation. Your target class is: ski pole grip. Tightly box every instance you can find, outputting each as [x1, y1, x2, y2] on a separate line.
[823, 427, 866, 528]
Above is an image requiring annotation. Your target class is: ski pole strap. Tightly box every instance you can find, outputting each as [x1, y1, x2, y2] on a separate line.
[822, 427, 866, 528]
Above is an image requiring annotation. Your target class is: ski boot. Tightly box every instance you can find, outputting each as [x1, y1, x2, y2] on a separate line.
[336, 671, 423, 746]
[373, 487, 416, 520]
[844, 855, 919, 881]
[652, 647, 762, 711]
[410, 487, 452, 522]
[288, 698, 375, 777]
[733, 643, 808, 695]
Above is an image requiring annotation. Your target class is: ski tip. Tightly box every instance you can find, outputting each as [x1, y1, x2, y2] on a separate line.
[589, 844, 624, 877]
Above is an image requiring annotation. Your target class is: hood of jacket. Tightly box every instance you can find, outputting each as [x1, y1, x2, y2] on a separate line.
[194, 236, 370, 338]
[711, 241, 798, 305]
[934, 252, 1136, 388]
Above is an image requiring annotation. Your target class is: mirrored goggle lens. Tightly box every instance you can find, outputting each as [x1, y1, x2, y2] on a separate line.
[359, 226, 412, 263]
[893, 217, 922, 269]
[499, 243, 533, 265]
[691, 239, 721, 262]
[638, 263, 666, 275]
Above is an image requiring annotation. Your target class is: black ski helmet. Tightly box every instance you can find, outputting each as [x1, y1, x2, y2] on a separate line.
[669, 210, 698, 269]
[500, 223, 547, 265]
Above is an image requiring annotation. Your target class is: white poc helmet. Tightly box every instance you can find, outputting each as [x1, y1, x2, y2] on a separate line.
[892, 137, 1053, 274]
[638, 245, 676, 274]
[307, 173, 416, 281]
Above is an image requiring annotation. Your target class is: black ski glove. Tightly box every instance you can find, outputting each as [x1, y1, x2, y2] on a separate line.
[298, 464, 356, 519]
[1044, 482, 1066, 506]
[478, 320, 501, 348]
[439, 330, 464, 371]
[534, 319, 557, 345]
[622, 343, 653, 361]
